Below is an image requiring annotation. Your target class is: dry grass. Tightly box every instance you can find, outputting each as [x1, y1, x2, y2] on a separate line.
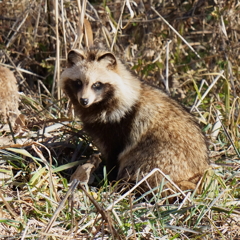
[0, 0, 239, 239]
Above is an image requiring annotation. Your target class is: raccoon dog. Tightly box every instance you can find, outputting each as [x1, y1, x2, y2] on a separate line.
[60, 47, 210, 192]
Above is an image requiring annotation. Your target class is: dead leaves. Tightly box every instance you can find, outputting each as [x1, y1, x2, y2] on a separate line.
[70, 153, 101, 184]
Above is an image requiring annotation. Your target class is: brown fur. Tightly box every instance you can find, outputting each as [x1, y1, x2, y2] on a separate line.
[60, 47, 210, 193]
[0, 66, 19, 124]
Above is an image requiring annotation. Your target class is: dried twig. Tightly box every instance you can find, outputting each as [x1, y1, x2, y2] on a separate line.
[151, 6, 201, 59]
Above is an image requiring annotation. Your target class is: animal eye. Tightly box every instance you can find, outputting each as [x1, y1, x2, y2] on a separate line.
[76, 79, 82, 86]
[92, 82, 103, 90]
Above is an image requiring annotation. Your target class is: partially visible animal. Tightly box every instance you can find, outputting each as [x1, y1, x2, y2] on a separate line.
[0, 66, 19, 125]
[60, 47, 210, 193]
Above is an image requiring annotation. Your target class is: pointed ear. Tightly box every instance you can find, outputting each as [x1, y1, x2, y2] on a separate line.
[97, 52, 117, 68]
[67, 49, 85, 67]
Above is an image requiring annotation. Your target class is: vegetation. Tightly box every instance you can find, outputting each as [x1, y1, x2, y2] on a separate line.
[0, 0, 239, 239]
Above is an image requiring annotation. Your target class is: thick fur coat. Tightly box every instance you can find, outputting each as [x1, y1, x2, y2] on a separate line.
[0, 66, 19, 124]
[60, 47, 210, 192]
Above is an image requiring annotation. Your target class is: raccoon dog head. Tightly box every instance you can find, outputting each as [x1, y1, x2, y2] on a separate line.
[61, 48, 121, 108]
[60, 48, 140, 122]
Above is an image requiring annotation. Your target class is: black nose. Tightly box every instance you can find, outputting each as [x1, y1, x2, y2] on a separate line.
[80, 98, 88, 106]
